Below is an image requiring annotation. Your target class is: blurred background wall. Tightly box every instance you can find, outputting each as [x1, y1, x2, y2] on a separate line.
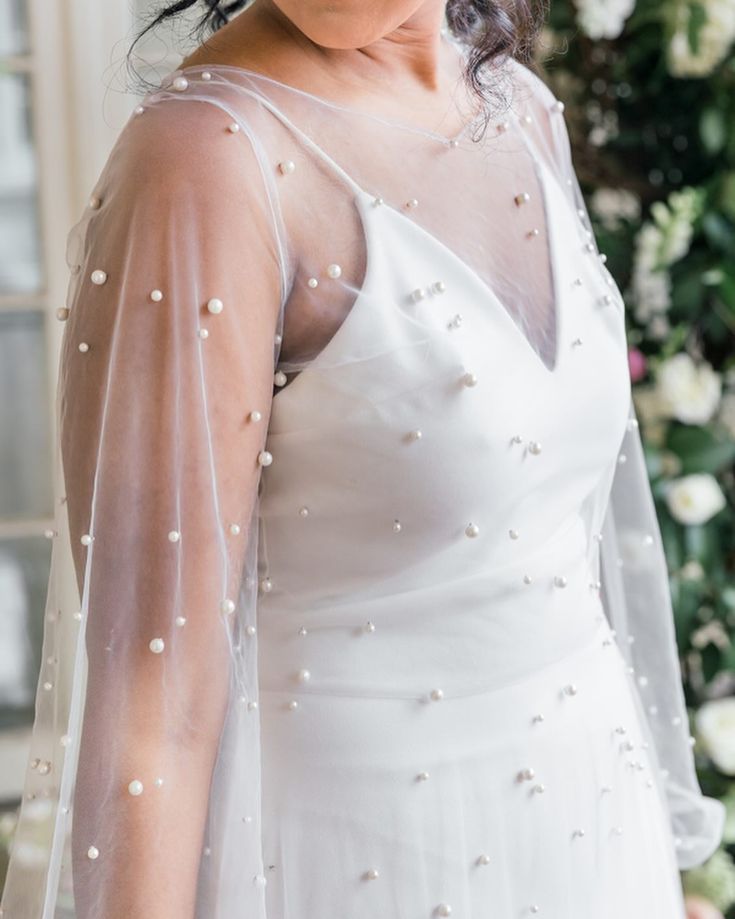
[0, 0, 733, 914]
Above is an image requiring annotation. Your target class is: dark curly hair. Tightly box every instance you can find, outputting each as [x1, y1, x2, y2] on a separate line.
[127, 1, 548, 133]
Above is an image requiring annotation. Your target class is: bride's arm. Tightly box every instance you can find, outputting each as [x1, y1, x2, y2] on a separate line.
[60, 97, 284, 917]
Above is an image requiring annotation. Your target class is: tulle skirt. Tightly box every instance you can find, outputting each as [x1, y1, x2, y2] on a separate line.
[258, 615, 687, 919]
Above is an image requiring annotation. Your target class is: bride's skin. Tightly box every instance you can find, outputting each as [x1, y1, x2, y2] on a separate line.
[179, 0, 479, 137]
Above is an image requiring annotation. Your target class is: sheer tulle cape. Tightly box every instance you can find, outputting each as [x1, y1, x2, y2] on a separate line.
[0, 33, 724, 918]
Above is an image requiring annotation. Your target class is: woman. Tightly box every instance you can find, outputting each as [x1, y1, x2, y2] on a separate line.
[1, 1, 725, 917]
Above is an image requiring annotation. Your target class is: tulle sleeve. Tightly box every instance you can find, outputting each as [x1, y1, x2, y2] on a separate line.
[510, 58, 726, 870]
[0, 92, 286, 917]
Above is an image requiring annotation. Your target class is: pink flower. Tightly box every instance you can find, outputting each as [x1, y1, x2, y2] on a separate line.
[628, 347, 647, 382]
[685, 895, 725, 919]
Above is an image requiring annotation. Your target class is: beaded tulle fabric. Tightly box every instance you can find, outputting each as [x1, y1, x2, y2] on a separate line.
[0, 31, 725, 919]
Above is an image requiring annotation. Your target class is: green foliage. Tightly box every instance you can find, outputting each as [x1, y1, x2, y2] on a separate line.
[541, 1, 735, 904]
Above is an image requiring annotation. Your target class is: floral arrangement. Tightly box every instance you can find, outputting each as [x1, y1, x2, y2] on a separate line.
[540, 1, 735, 914]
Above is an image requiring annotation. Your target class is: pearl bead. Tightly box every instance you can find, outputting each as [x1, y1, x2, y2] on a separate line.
[43, 681, 53, 691]
[90, 269, 107, 285]
[253, 873, 267, 887]
[522, 114, 533, 125]
[229, 523, 241, 535]
[150, 289, 163, 302]
[553, 99, 565, 113]
[523, 574, 533, 584]
[248, 701, 258, 711]
[412, 287, 427, 301]
[465, 522, 480, 538]
[432, 280, 446, 293]
[246, 624, 256, 636]
[149, 638, 165, 654]
[78, 342, 90, 353]
[154, 777, 164, 787]
[198, 329, 209, 340]
[366, 868, 379, 880]
[89, 194, 102, 209]
[563, 683, 578, 696]
[221, 599, 236, 615]
[572, 828, 585, 837]
[298, 506, 310, 518]
[408, 429, 423, 441]
[260, 577, 273, 592]
[202, 71, 211, 80]
[532, 783, 545, 794]
[436, 905, 452, 917]
[528, 441, 542, 455]
[585, 242, 595, 253]
[497, 121, 510, 132]
[278, 160, 296, 174]
[518, 767, 535, 781]
[509, 528, 520, 540]
[527, 228, 540, 238]
[614, 826, 624, 835]
[134, 104, 145, 115]
[249, 409, 262, 422]
[429, 688, 444, 701]
[56, 307, 70, 321]
[364, 621, 376, 633]
[448, 313, 463, 328]
[227, 121, 240, 133]
[406, 198, 419, 208]
[168, 530, 180, 543]
[87, 845, 99, 860]
[172, 76, 189, 91]
[206, 297, 224, 314]
[80, 534, 93, 546]
[462, 371, 478, 387]
[128, 780, 144, 796]
[307, 277, 318, 288]
[258, 450, 273, 466]
[298, 626, 308, 636]
[297, 668, 311, 682]
[617, 453, 627, 464]
[326, 263, 342, 278]
[477, 853, 491, 865]
[553, 575, 568, 588]
[514, 192, 531, 206]
[288, 700, 299, 711]
[448, 138, 459, 148]
[175, 616, 186, 627]
[417, 770, 430, 781]
[531, 906, 540, 914]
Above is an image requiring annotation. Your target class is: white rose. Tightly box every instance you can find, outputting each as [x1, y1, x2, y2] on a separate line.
[574, 0, 636, 39]
[656, 352, 722, 424]
[695, 697, 735, 775]
[665, 473, 726, 526]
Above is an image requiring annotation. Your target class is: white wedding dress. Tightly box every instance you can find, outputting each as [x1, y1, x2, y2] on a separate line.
[1, 30, 724, 919]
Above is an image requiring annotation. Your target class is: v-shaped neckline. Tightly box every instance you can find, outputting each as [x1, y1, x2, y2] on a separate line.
[350, 152, 565, 376]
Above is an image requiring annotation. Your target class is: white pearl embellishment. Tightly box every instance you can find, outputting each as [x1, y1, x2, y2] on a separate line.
[150, 289, 163, 302]
[172, 76, 188, 91]
[327, 263, 342, 279]
[128, 780, 144, 796]
[278, 160, 296, 174]
[149, 638, 165, 654]
[465, 522, 480, 538]
[258, 450, 273, 466]
[87, 846, 99, 860]
[206, 297, 224, 315]
[90, 269, 107, 285]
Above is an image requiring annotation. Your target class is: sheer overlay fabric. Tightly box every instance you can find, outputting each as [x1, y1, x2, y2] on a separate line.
[0, 30, 724, 919]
